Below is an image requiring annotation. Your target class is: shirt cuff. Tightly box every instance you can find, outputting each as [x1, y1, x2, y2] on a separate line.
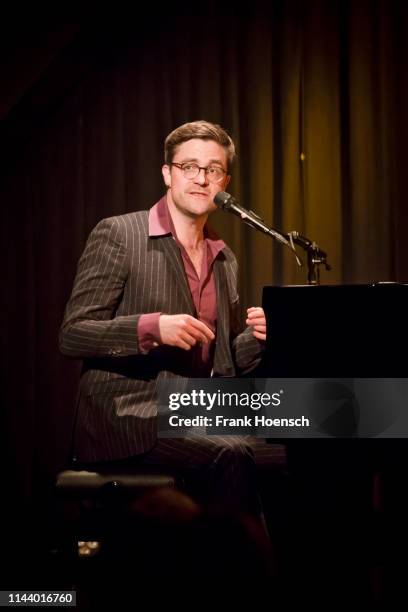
[138, 313, 161, 354]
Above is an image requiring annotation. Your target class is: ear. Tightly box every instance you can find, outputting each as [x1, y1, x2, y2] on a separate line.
[162, 165, 171, 188]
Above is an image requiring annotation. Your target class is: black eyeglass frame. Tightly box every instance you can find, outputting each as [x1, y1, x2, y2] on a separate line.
[170, 162, 227, 183]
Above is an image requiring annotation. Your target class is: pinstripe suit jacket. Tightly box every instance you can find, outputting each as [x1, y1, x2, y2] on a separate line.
[59, 201, 263, 462]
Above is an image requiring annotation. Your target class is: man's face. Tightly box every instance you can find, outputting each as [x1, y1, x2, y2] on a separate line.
[162, 138, 231, 219]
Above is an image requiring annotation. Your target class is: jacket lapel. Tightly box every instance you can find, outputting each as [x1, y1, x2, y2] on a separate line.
[156, 236, 195, 315]
[213, 256, 234, 376]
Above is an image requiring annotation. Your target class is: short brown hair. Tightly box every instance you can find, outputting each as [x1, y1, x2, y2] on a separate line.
[164, 120, 236, 172]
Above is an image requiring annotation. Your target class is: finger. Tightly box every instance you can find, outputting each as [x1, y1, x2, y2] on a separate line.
[247, 324, 267, 334]
[177, 317, 208, 341]
[187, 330, 209, 344]
[253, 330, 267, 341]
[188, 318, 215, 341]
[177, 339, 193, 350]
[180, 331, 198, 347]
[246, 315, 265, 324]
[253, 324, 266, 332]
[247, 306, 263, 313]
[183, 324, 210, 344]
[246, 318, 266, 327]
[247, 310, 265, 318]
[246, 308, 258, 316]
[246, 311, 264, 320]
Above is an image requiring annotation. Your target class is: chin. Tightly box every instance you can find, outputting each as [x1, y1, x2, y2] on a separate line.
[188, 208, 212, 219]
[198, 204, 217, 216]
[186, 201, 215, 216]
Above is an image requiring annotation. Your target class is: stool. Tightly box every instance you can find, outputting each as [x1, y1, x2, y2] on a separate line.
[55, 468, 180, 555]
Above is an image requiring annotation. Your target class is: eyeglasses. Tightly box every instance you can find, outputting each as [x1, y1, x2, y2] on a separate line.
[171, 162, 227, 184]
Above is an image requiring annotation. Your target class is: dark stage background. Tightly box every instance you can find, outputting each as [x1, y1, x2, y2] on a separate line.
[2, 1, 408, 536]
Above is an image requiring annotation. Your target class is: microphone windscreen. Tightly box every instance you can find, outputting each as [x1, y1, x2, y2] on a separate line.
[213, 191, 232, 210]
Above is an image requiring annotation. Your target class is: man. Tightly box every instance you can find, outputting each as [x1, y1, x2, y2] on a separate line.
[59, 120, 268, 517]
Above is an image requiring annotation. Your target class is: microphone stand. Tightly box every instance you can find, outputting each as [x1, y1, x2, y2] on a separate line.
[213, 190, 331, 284]
[286, 231, 331, 285]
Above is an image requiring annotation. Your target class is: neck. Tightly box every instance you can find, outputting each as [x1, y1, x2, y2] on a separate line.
[167, 199, 207, 249]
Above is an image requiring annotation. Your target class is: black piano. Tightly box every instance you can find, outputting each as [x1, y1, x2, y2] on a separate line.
[259, 282, 408, 378]
[256, 282, 408, 516]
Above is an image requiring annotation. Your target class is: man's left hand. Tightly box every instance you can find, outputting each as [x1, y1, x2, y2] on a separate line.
[246, 306, 266, 342]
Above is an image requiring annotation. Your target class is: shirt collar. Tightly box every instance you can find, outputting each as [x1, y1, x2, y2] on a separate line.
[148, 195, 171, 236]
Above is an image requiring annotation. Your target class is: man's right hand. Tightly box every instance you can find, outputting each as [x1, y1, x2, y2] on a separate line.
[159, 314, 215, 350]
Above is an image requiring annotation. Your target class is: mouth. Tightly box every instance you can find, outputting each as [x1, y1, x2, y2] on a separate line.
[188, 191, 209, 197]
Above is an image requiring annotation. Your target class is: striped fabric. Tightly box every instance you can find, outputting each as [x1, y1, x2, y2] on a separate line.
[140, 434, 261, 515]
[59, 207, 263, 462]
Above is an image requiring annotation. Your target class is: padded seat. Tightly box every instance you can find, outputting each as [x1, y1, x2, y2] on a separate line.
[55, 467, 181, 546]
[56, 468, 178, 498]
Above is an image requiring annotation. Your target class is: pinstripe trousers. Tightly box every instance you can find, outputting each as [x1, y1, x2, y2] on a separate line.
[139, 435, 261, 516]
[74, 435, 284, 519]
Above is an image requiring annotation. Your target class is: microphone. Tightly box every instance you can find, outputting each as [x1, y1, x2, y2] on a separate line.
[214, 191, 302, 265]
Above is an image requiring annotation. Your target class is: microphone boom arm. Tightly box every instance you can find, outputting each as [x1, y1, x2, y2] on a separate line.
[286, 231, 332, 285]
[214, 191, 302, 267]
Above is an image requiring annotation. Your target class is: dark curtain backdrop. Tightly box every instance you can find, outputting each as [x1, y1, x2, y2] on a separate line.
[2, 1, 408, 523]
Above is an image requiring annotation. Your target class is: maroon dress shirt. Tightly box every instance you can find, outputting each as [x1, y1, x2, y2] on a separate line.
[137, 196, 225, 375]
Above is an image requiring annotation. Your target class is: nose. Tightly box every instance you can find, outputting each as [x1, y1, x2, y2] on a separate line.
[194, 167, 209, 185]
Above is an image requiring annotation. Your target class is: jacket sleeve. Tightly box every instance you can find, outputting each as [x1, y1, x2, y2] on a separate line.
[59, 217, 145, 359]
